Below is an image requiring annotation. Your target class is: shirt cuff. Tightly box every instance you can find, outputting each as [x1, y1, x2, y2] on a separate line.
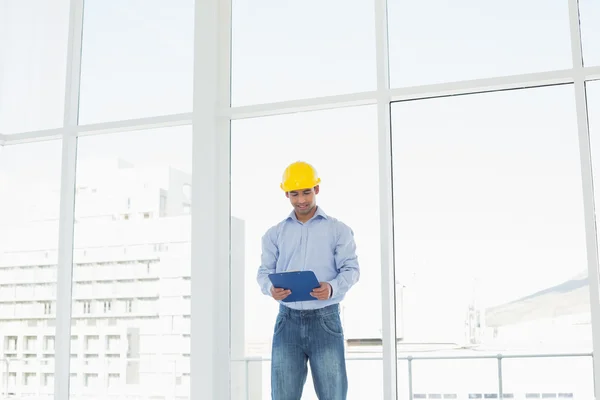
[327, 280, 337, 299]
[264, 281, 273, 296]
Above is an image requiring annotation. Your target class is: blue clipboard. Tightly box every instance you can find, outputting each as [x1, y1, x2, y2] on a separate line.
[268, 270, 321, 302]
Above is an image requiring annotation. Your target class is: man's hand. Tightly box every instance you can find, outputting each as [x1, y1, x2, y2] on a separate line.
[271, 286, 291, 301]
[311, 282, 332, 300]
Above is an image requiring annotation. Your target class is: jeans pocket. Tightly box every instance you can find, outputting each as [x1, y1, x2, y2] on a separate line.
[273, 313, 287, 336]
[319, 313, 343, 337]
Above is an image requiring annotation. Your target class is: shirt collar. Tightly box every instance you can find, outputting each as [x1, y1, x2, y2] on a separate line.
[287, 206, 328, 222]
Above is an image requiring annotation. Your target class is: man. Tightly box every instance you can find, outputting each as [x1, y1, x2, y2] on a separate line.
[257, 161, 360, 400]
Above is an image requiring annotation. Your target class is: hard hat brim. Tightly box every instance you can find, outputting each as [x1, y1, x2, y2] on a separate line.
[280, 178, 321, 192]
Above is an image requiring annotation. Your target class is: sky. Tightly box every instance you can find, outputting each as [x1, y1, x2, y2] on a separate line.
[1, 0, 600, 359]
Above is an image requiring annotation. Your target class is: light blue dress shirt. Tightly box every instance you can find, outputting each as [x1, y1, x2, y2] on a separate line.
[257, 206, 360, 310]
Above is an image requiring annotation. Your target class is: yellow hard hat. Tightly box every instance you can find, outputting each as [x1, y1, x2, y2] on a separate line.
[280, 161, 321, 192]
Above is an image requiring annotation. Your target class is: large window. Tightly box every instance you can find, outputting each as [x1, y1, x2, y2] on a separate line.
[78, 0, 194, 124]
[391, 85, 593, 397]
[230, 106, 383, 399]
[71, 127, 191, 398]
[3, 1, 600, 399]
[0, 140, 63, 398]
[387, 0, 571, 87]
[0, 0, 70, 133]
[230, 0, 376, 106]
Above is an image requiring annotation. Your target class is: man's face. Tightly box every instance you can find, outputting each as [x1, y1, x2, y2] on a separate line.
[286, 186, 319, 216]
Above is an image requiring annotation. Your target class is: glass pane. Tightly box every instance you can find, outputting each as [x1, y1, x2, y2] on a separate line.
[387, 0, 571, 88]
[0, 0, 69, 134]
[0, 140, 62, 399]
[391, 85, 592, 393]
[231, 106, 382, 399]
[412, 359, 498, 397]
[231, 0, 376, 106]
[580, 0, 600, 67]
[78, 0, 194, 124]
[397, 360, 410, 400]
[503, 356, 593, 399]
[71, 127, 191, 399]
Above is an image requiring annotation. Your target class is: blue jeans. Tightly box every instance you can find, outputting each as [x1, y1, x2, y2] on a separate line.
[271, 303, 347, 400]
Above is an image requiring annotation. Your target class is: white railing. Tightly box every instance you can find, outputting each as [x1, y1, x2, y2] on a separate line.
[400, 352, 593, 400]
[0, 352, 593, 400]
[234, 352, 594, 400]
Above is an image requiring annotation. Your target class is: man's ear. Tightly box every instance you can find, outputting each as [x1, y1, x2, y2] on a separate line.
[285, 192, 290, 198]
[314, 185, 320, 194]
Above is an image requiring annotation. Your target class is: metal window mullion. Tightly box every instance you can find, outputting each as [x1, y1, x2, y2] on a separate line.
[377, 99, 398, 400]
[583, 65, 600, 81]
[575, 79, 600, 400]
[190, 0, 232, 397]
[228, 91, 379, 119]
[54, 136, 77, 400]
[2, 113, 193, 145]
[54, 0, 84, 399]
[388, 69, 576, 102]
[216, 0, 233, 394]
[374, 0, 398, 397]
[569, 0, 600, 398]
